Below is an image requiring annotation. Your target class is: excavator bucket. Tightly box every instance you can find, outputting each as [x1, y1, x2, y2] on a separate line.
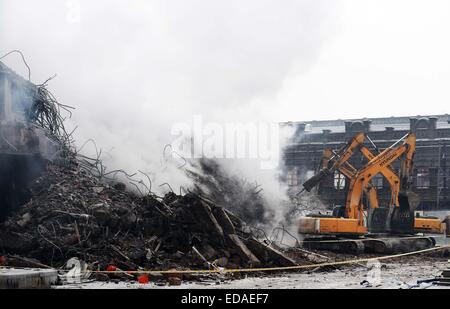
[368, 192, 414, 235]
[368, 207, 390, 233]
[389, 191, 415, 234]
[398, 191, 411, 211]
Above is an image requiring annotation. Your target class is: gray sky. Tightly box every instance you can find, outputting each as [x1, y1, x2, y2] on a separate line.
[2, 0, 448, 124]
[269, 0, 450, 121]
[1, 0, 449, 191]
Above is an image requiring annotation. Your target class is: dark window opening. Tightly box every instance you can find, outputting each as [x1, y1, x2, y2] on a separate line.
[372, 173, 383, 189]
[438, 167, 450, 189]
[416, 168, 430, 189]
[0, 154, 45, 221]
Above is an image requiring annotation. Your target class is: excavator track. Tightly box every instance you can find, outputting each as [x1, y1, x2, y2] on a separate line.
[301, 235, 436, 255]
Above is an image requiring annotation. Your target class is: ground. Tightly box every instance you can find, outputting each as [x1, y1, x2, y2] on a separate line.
[56, 255, 450, 289]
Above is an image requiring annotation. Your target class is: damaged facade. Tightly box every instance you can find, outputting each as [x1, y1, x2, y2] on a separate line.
[0, 61, 39, 153]
[0, 61, 58, 158]
[0, 61, 58, 219]
[0, 62, 303, 276]
[283, 115, 450, 211]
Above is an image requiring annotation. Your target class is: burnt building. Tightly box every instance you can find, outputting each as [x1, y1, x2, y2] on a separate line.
[0, 61, 58, 219]
[283, 115, 450, 211]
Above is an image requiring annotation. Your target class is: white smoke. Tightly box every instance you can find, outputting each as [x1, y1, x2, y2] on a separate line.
[0, 1, 340, 221]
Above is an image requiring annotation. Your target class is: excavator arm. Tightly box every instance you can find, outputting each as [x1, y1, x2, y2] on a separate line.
[345, 133, 416, 233]
[298, 131, 447, 238]
[347, 133, 416, 216]
[359, 145, 400, 207]
[319, 137, 401, 211]
[321, 147, 379, 211]
[302, 132, 365, 192]
[316, 133, 415, 221]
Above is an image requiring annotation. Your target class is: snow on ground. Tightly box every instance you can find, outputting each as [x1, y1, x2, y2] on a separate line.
[56, 257, 450, 289]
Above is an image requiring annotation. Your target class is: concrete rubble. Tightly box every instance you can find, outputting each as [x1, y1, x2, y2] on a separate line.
[0, 158, 304, 286]
[0, 60, 311, 287]
[1, 59, 449, 290]
[0, 267, 58, 289]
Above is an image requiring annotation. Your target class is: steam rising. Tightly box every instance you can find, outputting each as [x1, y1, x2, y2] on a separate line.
[1, 0, 341, 228]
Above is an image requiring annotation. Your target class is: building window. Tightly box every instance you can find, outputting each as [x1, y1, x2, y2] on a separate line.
[372, 173, 383, 189]
[438, 168, 450, 189]
[334, 172, 346, 190]
[416, 168, 430, 189]
[287, 169, 298, 187]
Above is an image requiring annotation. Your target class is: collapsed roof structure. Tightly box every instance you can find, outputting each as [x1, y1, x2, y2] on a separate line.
[0, 61, 305, 279]
[0, 60, 67, 159]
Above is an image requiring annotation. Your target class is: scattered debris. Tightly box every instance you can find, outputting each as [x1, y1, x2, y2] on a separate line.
[60, 257, 91, 284]
[137, 274, 149, 284]
[187, 159, 272, 225]
[0, 159, 307, 283]
[168, 274, 182, 286]
[433, 268, 450, 286]
[0, 267, 58, 289]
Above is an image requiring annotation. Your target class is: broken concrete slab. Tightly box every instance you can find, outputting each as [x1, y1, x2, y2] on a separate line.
[227, 234, 260, 266]
[190, 199, 224, 240]
[0, 267, 58, 289]
[213, 207, 236, 235]
[0, 232, 37, 253]
[0, 158, 309, 273]
[245, 237, 298, 267]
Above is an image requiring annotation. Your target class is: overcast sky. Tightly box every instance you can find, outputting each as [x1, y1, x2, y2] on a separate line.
[1, 0, 450, 190]
[1, 0, 449, 124]
[270, 0, 450, 121]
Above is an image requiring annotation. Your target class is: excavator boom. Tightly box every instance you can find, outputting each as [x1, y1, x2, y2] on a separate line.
[298, 131, 446, 237]
[297, 131, 448, 254]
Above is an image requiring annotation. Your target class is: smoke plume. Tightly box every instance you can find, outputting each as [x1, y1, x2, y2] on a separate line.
[0, 0, 341, 228]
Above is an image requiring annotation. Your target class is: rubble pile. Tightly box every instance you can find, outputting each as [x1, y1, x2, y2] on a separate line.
[0, 59, 306, 284]
[0, 159, 300, 274]
[187, 159, 272, 226]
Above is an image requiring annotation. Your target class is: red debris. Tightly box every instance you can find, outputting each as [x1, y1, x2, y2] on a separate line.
[137, 275, 149, 284]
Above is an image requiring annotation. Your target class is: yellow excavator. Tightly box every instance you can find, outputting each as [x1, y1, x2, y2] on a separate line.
[297, 132, 448, 253]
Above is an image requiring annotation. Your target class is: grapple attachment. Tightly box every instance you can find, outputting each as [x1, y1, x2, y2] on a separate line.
[390, 191, 415, 234]
[302, 168, 331, 192]
[368, 191, 414, 235]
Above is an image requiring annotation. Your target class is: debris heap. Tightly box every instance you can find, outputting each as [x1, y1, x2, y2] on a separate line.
[0, 58, 303, 280]
[0, 159, 299, 273]
[187, 159, 272, 226]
